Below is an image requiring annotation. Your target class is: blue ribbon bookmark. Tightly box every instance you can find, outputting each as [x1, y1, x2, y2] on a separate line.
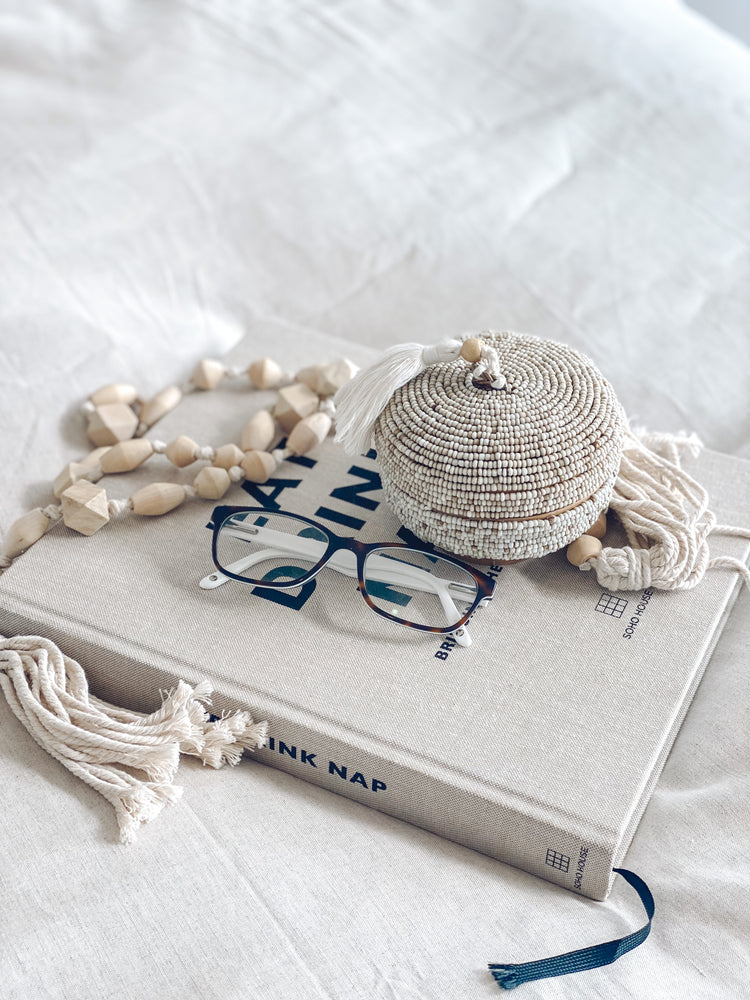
[489, 868, 655, 990]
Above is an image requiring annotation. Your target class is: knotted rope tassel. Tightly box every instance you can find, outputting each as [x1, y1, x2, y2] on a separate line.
[581, 428, 750, 591]
[0, 635, 267, 843]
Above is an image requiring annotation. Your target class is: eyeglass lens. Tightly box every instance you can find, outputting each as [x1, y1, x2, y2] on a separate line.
[216, 511, 329, 586]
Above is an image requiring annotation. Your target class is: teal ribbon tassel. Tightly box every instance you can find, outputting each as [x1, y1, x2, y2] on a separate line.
[489, 868, 654, 990]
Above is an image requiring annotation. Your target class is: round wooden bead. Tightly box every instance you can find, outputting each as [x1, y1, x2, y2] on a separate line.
[460, 338, 482, 363]
[2, 509, 51, 559]
[287, 412, 332, 455]
[61, 481, 110, 536]
[53, 461, 90, 498]
[139, 385, 182, 429]
[247, 358, 282, 390]
[566, 535, 603, 567]
[241, 410, 276, 452]
[241, 450, 278, 483]
[89, 383, 138, 406]
[99, 439, 154, 474]
[193, 466, 231, 499]
[585, 511, 607, 539]
[213, 443, 244, 470]
[130, 483, 187, 516]
[191, 359, 225, 390]
[87, 403, 139, 446]
[165, 435, 198, 468]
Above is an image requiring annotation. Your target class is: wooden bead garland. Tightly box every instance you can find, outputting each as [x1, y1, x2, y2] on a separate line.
[0, 355, 356, 566]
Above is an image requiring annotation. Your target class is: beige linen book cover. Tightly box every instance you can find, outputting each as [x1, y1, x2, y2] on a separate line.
[1, 319, 748, 901]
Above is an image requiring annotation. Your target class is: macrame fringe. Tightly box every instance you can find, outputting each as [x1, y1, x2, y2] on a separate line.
[0, 634, 268, 844]
[333, 338, 464, 456]
[581, 427, 750, 591]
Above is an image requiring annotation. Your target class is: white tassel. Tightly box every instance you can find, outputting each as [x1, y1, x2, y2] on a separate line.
[580, 427, 750, 591]
[333, 339, 463, 456]
[0, 635, 268, 843]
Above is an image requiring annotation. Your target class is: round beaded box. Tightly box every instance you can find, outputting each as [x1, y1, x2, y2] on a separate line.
[371, 331, 625, 562]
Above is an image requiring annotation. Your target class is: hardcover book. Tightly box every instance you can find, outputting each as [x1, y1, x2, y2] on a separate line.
[1, 320, 748, 902]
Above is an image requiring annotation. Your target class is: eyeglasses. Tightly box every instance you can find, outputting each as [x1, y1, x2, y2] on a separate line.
[200, 506, 497, 646]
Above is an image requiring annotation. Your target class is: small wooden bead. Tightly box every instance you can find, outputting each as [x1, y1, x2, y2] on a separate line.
[53, 461, 90, 498]
[89, 383, 138, 406]
[139, 385, 182, 429]
[2, 509, 51, 559]
[79, 446, 112, 471]
[131, 483, 187, 516]
[213, 443, 244, 470]
[87, 403, 139, 446]
[273, 382, 319, 432]
[316, 359, 358, 397]
[287, 412, 332, 455]
[295, 365, 324, 395]
[247, 358, 283, 390]
[194, 466, 231, 500]
[585, 511, 607, 539]
[165, 435, 199, 468]
[566, 535, 603, 567]
[241, 410, 276, 452]
[460, 338, 482, 363]
[61, 481, 110, 536]
[241, 450, 278, 483]
[191, 359, 225, 390]
[99, 438, 155, 474]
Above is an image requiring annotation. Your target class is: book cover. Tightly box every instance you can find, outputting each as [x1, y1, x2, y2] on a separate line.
[1, 319, 748, 901]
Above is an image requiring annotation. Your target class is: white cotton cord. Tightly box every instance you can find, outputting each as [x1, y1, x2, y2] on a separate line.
[223, 365, 245, 379]
[228, 465, 244, 483]
[41, 504, 63, 522]
[318, 397, 336, 419]
[581, 427, 750, 592]
[195, 445, 215, 461]
[81, 401, 96, 417]
[271, 448, 291, 464]
[473, 343, 506, 389]
[333, 338, 463, 456]
[0, 634, 267, 844]
[151, 439, 168, 454]
[183, 485, 198, 499]
[107, 498, 133, 519]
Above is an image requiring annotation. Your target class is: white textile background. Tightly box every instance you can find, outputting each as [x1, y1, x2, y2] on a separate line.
[1, 1, 749, 997]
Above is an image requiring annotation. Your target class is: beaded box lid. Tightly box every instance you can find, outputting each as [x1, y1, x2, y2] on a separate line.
[372, 331, 625, 562]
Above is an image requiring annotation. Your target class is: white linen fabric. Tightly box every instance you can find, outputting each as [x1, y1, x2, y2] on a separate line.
[0, 0, 748, 997]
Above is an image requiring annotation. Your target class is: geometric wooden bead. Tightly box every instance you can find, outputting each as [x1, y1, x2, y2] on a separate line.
[241, 410, 276, 452]
[99, 439, 155, 474]
[286, 412, 332, 456]
[130, 483, 186, 516]
[79, 446, 112, 471]
[53, 461, 91, 498]
[247, 358, 283, 390]
[295, 365, 325, 395]
[139, 385, 182, 429]
[315, 359, 358, 397]
[60, 481, 110, 536]
[164, 435, 199, 468]
[566, 535, 603, 567]
[584, 511, 607, 539]
[2, 508, 52, 559]
[193, 466, 231, 500]
[240, 450, 278, 483]
[213, 443, 244, 470]
[191, 359, 225, 391]
[87, 403, 139, 446]
[89, 383, 139, 406]
[273, 383, 319, 433]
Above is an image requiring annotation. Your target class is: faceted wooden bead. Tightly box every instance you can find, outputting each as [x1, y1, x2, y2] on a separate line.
[61, 481, 110, 536]
[316, 359, 358, 397]
[165, 435, 199, 468]
[213, 443, 244, 470]
[241, 410, 276, 452]
[295, 365, 324, 395]
[191, 358, 225, 390]
[287, 412, 332, 455]
[139, 385, 182, 429]
[585, 511, 607, 539]
[566, 535, 603, 567]
[247, 358, 282, 390]
[79, 446, 112, 471]
[99, 439, 154, 474]
[273, 383, 319, 432]
[87, 403, 139, 446]
[460, 338, 482, 363]
[2, 509, 51, 559]
[131, 483, 187, 516]
[53, 461, 90, 498]
[241, 450, 278, 483]
[194, 466, 231, 500]
[90, 383, 138, 406]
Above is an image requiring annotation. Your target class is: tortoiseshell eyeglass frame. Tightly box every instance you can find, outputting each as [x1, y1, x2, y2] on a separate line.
[209, 505, 497, 637]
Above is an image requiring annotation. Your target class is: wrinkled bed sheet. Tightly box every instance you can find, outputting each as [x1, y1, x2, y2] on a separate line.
[1, 1, 749, 997]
